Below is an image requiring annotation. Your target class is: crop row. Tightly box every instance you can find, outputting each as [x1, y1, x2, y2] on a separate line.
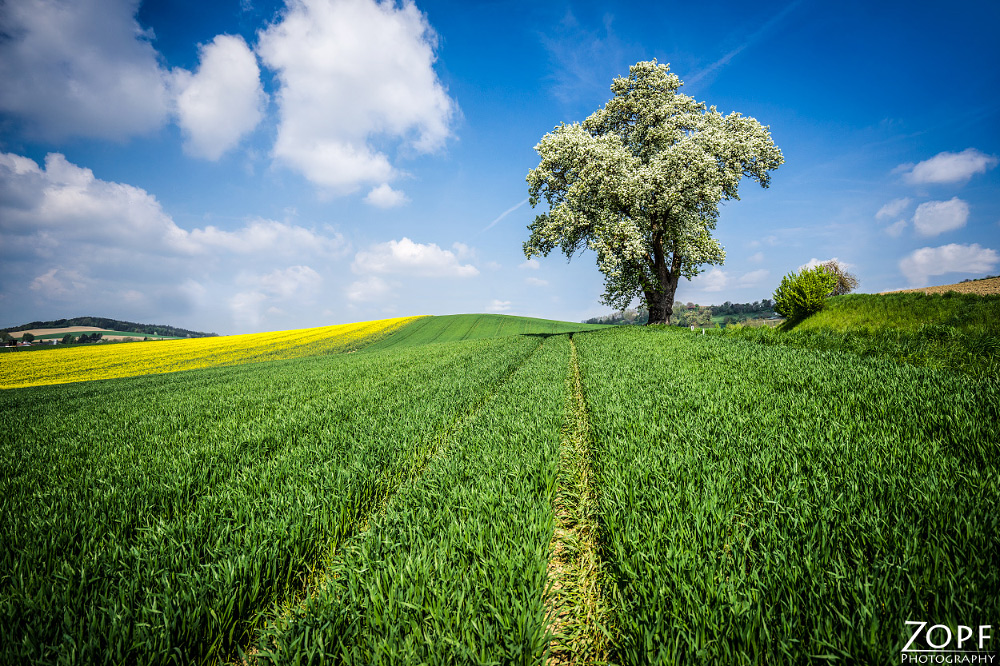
[574, 326, 1000, 663]
[0, 335, 538, 665]
[0, 316, 420, 389]
[252, 335, 571, 664]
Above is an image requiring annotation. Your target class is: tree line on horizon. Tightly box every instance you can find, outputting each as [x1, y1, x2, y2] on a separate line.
[585, 299, 776, 327]
[1, 316, 216, 339]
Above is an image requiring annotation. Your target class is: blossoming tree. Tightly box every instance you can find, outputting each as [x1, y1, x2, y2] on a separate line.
[524, 60, 784, 324]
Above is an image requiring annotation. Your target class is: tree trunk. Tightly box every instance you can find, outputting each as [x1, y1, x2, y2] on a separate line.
[646, 290, 674, 325]
[645, 242, 681, 325]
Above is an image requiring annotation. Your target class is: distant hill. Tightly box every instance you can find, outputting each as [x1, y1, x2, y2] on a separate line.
[2, 316, 216, 338]
[364, 314, 607, 351]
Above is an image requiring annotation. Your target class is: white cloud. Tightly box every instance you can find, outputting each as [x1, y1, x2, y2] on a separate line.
[903, 148, 998, 185]
[228, 290, 269, 329]
[876, 197, 912, 220]
[29, 268, 88, 300]
[256, 0, 457, 193]
[798, 257, 840, 271]
[899, 244, 999, 286]
[0, 152, 192, 253]
[912, 198, 969, 236]
[190, 219, 348, 257]
[352, 237, 478, 278]
[230, 265, 323, 327]
[345, 275, 393, 303]
[519, 258, 541, 270]
[884, 220, 908, 237]
[486, 299, 512, 312]
[174, 35, 266, 160]
[525, 277, 549, 287]
[0, 0, 171, 140]
[364, 183, 409, 208]
[736, 269, 769, 287]
[693, 268, 728, 292]
[0, 153, 349, 260]
[451, 242, 475, 260]
[0, 152, 351, 332]
[248, 265, 323, 299]
[748, 251, 764, 263]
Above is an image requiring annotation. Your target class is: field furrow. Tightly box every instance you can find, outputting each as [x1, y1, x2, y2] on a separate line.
[545, 335, 611, 665]
[252, 335, 570, 665]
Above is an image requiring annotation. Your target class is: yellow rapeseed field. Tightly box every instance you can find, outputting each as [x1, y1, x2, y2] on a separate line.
[0, 316, 423, 389]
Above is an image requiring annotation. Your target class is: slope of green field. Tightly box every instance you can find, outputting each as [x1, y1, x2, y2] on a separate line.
[2, 322, 997, 664]
[364, 313, 607, 350]
[722, 292, 1000, 376]
[794, 292, 1000, 335]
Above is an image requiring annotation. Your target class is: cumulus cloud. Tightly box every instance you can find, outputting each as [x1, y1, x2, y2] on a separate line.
[899, 244, 999, 286]
[0, 152, 350, 331]
[0, 0, 171, 140]
[884, 220, 907, 237]
[190, 219, 348, 257]
[736, 269, 769, 287]
[525, 277, 549, 287]
[797, 257, 850, 271]
[257, 0, 457, 193]
[912, 198, 969, 236]
[519, 258, 541, 270]
[230, 265, 322, 327]
[903, 148, 998, 186]
[352, 237, 478, 277]
[174, 35, 266, 160]
[487, 299, 512, 312]
[876, 197, 911, 220]
[345, 275, 393, 303]
[451, 242, 475, 260]
[364, 183, 409, 208]
[0, 152, 192, 254]
[29, 268, 89, 300]
[0, 153, 349, 259]
[747, 251, 764, 263]
[693, 268, 728, 292]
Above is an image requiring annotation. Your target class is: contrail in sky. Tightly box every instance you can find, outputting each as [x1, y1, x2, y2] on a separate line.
[687, 0, 803, 86]
[482, 198, 529, 232]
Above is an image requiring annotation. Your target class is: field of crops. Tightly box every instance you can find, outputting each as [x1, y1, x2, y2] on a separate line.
[0, 316, 420, 389]
[364, 313, 606, 350]
[1, 315, 996, 664]
[575, 327, 999, 663]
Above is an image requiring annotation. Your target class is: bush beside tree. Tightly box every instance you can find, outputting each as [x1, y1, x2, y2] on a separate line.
[773, 266, 839, 322]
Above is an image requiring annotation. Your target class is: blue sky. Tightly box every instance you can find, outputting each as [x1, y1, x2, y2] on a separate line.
[1, 0, 998, 334]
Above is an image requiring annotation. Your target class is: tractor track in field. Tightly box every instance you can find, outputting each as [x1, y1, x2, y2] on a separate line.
[545, 335, 611, 665]
[233, 338, 548, 664]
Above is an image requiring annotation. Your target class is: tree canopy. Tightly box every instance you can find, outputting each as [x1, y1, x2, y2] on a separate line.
[524, 60, 784, 324]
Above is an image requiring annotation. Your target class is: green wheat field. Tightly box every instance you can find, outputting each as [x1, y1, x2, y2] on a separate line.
[2, 302, 997, 665]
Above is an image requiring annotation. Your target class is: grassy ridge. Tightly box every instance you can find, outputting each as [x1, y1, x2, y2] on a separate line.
[794, 292, 1000, 335]
[722, 292, 1000, 377]
[365, 314, 606, 350]
[575, 326, 999, 663]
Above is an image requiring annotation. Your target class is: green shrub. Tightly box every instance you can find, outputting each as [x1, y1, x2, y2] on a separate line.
[772, 266, 838, 322]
